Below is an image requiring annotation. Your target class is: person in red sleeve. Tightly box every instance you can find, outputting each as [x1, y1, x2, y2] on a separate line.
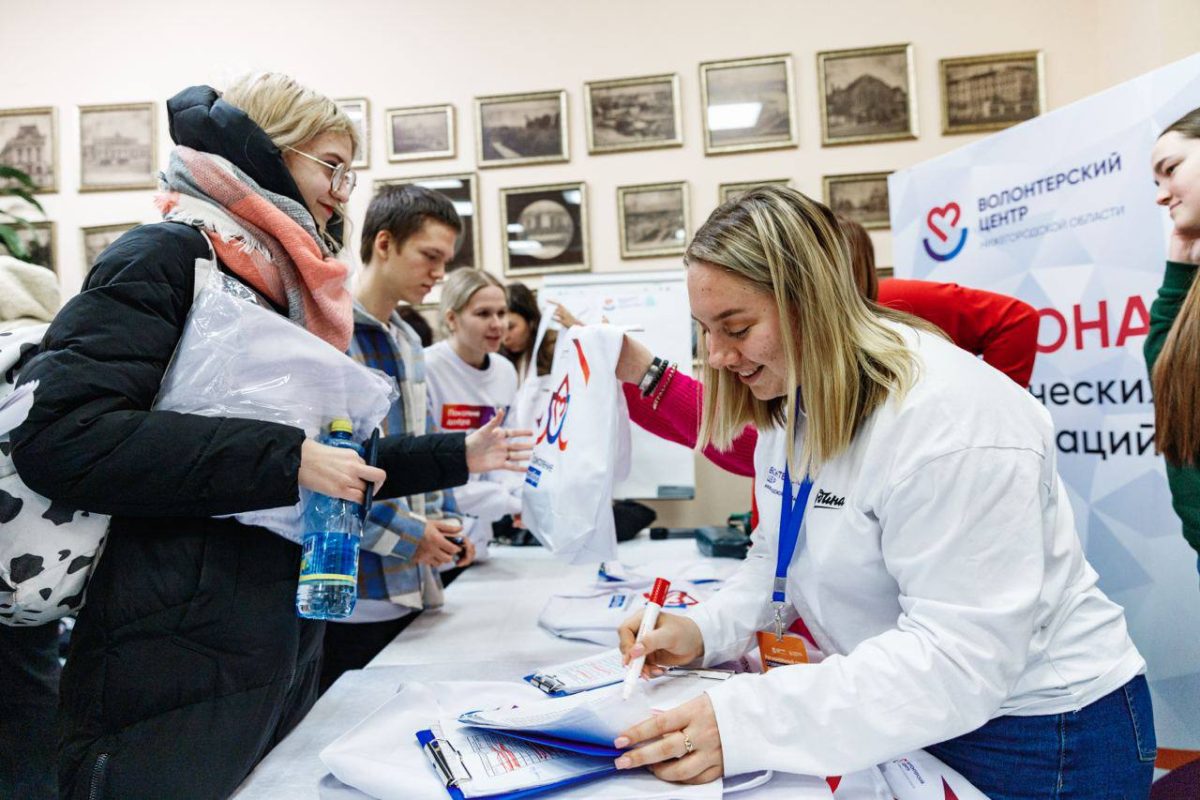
[617, 215, 1041, 489]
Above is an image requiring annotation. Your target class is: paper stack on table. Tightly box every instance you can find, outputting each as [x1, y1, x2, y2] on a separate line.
[538, 584, 716, 647]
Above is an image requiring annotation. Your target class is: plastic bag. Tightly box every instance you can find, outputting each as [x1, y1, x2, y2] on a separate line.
[521, 325, 630, 564]
[154, 264, 396, 542]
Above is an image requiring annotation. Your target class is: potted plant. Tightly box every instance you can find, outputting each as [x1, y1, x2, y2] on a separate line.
[0, 165, 45, 261]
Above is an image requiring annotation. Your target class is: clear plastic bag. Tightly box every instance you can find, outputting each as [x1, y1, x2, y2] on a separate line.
[154, 264, 396, 542]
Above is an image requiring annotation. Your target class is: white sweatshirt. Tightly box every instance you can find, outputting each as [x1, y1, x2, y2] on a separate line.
[424, 341, 521, 553]
[689, 323, 1144, 778]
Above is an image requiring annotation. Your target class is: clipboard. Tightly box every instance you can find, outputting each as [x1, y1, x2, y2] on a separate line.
[522, 649, 626, 697]
[417, 729, 617, 800]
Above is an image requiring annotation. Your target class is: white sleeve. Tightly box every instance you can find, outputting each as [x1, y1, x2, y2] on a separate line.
[686, 499, 789, 668]
[705, 447, 1047, 777]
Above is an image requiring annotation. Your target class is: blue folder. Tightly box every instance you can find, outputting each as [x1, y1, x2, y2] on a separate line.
[417, 728, 620, 800]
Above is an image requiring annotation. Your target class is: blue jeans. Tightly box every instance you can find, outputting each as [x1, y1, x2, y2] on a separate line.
[927, 675, 1155, 800]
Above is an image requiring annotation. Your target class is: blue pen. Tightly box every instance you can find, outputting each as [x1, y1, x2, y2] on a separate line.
[360, 427, 380, 523]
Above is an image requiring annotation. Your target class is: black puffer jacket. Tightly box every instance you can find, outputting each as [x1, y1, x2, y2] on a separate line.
[10, 87, 468, 800]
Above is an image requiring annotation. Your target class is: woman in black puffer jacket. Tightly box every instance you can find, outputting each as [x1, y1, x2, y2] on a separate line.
[11, 74, 522, 800]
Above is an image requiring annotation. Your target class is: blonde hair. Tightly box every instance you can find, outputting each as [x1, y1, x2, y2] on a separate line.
[222, 72, 359, 157]
[689, 186, 923, 475]
[1152, 106, 1200, 465]
[439, 268, 505, 338]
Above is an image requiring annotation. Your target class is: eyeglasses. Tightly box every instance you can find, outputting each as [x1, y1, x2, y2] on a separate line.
[284, 146, 357, 198]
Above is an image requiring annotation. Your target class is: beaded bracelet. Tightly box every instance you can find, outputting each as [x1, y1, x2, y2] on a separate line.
[651, 363, 679, 411]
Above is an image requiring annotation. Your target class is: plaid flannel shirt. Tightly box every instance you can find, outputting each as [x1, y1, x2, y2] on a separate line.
[348, 302, 461, 610]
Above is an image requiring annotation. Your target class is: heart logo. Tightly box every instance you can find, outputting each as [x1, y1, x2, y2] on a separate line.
[926, 203, 961, 242]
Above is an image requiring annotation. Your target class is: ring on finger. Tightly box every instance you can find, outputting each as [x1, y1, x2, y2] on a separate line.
[680, 730, 694, 757]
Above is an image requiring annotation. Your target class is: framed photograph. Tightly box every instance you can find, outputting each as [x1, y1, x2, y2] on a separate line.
[823, 172, 892, 230]
[82, 222, 137, 271]
[817, 44, 918, 146]
[0, 107, 57, 193]
[386, 104, 455, 162]
[374, 172, 480, 270]
[699, 54, 797, 155]
[0, 221, 56, 272]
[499, 182, 588, 277]
[584, 73, 683, 154]
[79, 103, 156, 192]
[475, 90, 568, 168]
[718, 178, 792, 205]
[940, 51, 1045, 135]
[617, 182, 689, 259]
[336, 98, 370, 169]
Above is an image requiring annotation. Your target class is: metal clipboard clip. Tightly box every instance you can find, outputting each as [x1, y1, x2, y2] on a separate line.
[422, 737, 472, 788]
[529, 673, 565, 695]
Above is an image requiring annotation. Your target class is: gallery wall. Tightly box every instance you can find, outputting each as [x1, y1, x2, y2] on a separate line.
[2, 0, 1198, 526]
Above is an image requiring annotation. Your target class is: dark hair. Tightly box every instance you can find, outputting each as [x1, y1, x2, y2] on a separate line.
[505, 283, 540, 332]
[359, 184, 462, 266]
[836, 215, 878, 301]
[397, 306, 434, 347]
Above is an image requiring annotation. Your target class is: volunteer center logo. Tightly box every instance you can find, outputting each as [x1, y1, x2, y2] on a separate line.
[534, 339, 592, 452]
[922, 202, 968, 262]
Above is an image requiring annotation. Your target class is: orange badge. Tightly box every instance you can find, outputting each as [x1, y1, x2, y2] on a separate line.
[756, 630, 809, 671]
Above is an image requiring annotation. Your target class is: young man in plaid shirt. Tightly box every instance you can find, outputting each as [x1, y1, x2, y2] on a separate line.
[320, 185, 477, 692]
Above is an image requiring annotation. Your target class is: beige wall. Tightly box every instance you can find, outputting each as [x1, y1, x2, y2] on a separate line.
[2, 0, 1197, 525]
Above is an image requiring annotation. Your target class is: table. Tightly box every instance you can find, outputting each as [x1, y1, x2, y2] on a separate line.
[368, 535, 715, 667]
[234, 534, 727, 798]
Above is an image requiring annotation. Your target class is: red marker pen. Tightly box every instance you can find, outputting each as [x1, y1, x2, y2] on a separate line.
[622, 577, 671, 700]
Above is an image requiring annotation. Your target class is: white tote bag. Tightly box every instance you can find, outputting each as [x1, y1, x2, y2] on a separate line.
[521, 325, 630, 564]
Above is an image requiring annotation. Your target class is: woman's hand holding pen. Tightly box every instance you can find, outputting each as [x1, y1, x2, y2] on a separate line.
[298, 438, 386, 503]
[617, 609, 705, 678]
[465, 410, 533, 473]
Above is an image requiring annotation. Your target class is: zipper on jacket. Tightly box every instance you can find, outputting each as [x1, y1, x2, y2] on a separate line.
[88, 752, 110, 800]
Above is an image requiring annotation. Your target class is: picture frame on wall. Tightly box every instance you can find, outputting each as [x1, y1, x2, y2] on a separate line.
[386, 104, 455, 162]
[82, 222, 138, 271]
[699, 54, 798, 155]
[817, 44, 918, 146]
[939, 51, 1045, 135]
[499, 181, 588, 277]
[476, 90, 569, 168]
[79, 102, 157, 192]
[718, 178, 792, 205]
[0, 220, 56, 271]
[584, 73, 683, 154]
[617, 181, 689, 259]
[375, 173, 480, 270]
[336, 98, 370, 169]
[0, 106, 58, 193]
[823, 172, 892, 230]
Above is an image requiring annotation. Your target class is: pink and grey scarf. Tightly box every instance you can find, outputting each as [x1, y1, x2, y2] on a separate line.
[155, 146, 352, 351]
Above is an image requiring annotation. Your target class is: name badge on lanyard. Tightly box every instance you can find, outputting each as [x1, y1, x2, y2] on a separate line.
[771, 463, 813, 641]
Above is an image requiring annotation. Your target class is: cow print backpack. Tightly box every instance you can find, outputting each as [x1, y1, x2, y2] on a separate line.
[0, 324, 108, 626]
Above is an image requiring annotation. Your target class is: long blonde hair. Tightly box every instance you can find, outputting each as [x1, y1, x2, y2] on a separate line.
[689, 186, 920, 475]
[439, 268, 505, 338]
[1153, 107, 1200, 465]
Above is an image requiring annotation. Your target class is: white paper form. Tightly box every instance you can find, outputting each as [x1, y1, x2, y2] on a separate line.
[527, 649, 626, 695]
[431, 718, 614, 798]
[457, 675, 711, 747]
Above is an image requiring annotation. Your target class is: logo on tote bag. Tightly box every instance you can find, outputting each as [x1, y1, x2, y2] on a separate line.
[535, 339, 593, 451]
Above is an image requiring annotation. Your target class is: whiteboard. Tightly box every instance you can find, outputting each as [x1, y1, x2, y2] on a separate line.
[541, 270, 695, 500]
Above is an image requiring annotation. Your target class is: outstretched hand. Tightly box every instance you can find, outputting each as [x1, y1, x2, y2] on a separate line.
[464, 410, 533, 473]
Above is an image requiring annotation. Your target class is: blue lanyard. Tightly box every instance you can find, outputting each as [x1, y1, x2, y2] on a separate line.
[772, 463, 813, 637]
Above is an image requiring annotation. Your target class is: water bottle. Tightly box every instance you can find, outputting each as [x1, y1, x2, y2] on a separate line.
[296, 418, 363, 620]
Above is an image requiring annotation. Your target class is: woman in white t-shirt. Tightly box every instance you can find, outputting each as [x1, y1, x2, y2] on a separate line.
[425, 268, 520, 560]
[612, 186, 1154, 799]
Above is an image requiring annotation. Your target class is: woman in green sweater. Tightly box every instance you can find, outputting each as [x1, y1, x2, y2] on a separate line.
[1148, 107, 1200, 574]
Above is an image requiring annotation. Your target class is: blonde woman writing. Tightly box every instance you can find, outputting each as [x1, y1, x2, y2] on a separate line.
[614, 187, 1153, 799]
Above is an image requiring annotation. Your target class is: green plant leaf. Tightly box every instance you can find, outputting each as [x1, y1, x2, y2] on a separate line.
[0, 225, 29, 260]
[5, 187, 44, 215]
[0, 165, 38, 191]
